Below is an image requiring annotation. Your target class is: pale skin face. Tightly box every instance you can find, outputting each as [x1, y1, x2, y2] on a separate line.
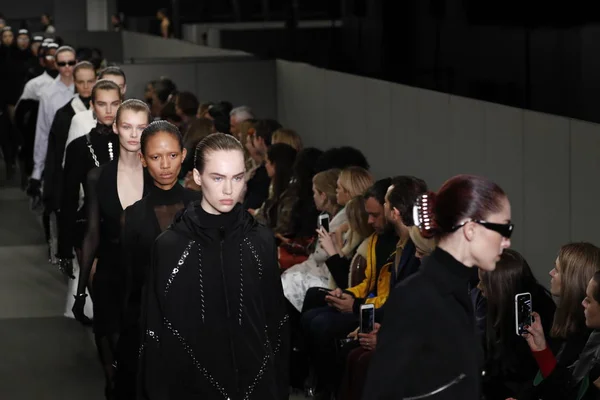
[452, 197, 512, 271]
[583, 279, 600, 329]
[56, 51, 76, 79]
[312, 184, 328, 212]
[193, 149, 246, 215]
[365, 196, 386, 235]
[92, 89, 121, 126]
[549, 257, 562, 297]
[113, 110, 148, 153]
[1, 31, 13, 46]
[141, 131, 186, 190]
[336, 178, 351, 206]
[16, 35, 29, 50]
[102, 73, 127, 95]
[74, 68, 96, 99]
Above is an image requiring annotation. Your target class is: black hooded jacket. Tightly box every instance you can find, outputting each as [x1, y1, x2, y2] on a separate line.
[139, 201, 290, 400]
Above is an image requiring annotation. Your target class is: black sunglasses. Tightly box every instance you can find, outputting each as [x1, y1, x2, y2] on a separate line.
[450, 220, 514, 238]
[57, 60, 76, 67]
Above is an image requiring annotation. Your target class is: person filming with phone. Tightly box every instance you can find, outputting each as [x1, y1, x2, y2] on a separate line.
[507, 242, 600, 400]
[363, 175, 513, 400]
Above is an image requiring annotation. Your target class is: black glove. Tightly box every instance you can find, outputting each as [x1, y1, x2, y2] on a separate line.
[58, 258, 75, 279]
[72, 295, 93, 326]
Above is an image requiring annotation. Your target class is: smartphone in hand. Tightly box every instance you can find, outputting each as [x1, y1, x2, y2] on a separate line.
[360, 304, 375, 334]
[318, 214, 330, 232]
[515, 292, 532, 335]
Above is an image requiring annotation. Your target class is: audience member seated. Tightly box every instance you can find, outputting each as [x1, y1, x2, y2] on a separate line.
[254, 143, 297, 234]
[331, 167, 374, 250]
[207, 100, 233, 133]
[179, 117, 212, 181]
[159, 101, 182, 128]
[277, 147, 323, 268]
[281, 168, 346, 309]
[519, 243, 600, 399]
[196, 101, 213, 119]
[384, 176, 428, 290]
[300, 178, 398, 399]
[478, 249, 556, 400]
[244, 118, 282, 210]
[229, 105, 254, 137]
[272, 128, 303, 151]
[149, 77, 177, 119]
[338, 227, 436, 400]
[174, 91, 198, 135]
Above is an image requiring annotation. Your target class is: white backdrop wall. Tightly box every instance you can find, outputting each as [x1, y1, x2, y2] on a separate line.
[276, 59, 600, 284]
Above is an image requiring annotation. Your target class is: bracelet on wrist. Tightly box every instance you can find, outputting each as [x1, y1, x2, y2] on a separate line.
[73, 293, 88, 299]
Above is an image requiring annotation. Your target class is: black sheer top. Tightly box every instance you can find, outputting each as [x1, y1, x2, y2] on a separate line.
[121, 183, 200, 327]
[76, 160, 152, 296]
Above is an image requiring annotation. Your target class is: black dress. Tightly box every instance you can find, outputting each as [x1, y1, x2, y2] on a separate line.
[362, 248, 484, 400]
[139, 202, 290, 400]
[114, 183, 200, 400]
[78, 160, 152, 336]
[58, 123, 118, 259]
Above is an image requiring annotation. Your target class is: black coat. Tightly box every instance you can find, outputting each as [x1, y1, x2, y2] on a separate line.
[362, 248, 483, 400]
[139, 202, 290, 400]
[42, 99, 76, 211]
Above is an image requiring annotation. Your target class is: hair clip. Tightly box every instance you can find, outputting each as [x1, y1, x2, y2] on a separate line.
[413, 194, 433, 232]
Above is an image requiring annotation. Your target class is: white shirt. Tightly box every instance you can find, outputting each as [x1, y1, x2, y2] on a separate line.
[18, 71, 54, 102]
[31, 77, 75, 180]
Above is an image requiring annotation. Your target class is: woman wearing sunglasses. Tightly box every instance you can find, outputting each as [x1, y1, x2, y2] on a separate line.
[362, 174, 513, 400]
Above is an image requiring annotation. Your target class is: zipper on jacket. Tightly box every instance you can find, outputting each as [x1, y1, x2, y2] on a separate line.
[219, 227, 240, 395]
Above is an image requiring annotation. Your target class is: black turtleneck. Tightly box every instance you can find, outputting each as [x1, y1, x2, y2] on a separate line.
[139, 189, 290, 400]
[193, 201, 240, 231]
[363, 246, 484, 400]
[80, 95, 91, 109]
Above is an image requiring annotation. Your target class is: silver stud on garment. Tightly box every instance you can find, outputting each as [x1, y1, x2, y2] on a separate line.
[165, 240, 194, 295]
[197, 244, 205, 323]
[243, 237, 263, 279]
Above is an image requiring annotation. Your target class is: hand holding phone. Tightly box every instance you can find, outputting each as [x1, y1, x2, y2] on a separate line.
[318, 214, 330, 232]
[515, 292, 532, 335]
[360, 304, 375, 334]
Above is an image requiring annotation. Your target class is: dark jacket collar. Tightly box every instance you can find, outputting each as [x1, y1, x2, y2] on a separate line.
[421, 247, 475, 295]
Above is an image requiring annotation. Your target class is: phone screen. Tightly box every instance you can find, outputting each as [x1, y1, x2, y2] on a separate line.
[360, 306, 375, 334]
[319, 215, 330, 232]
[515, 293, 532, 335]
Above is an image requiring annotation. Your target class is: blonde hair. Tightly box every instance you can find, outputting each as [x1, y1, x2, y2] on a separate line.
[551, 242, 600, 338]
[238, 119, 256, 145]
[342, 196, 373, 256]
[339, 167, 373, 198]
[409, 226, 436, 256]
[272, 128, 303, 151]
[313, 168, 341, 208]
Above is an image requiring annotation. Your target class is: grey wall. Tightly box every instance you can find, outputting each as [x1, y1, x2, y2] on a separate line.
[118, 59, 277, 119]
[276, 59, 600, 285]
[59, 31, 123, 63]
[0, 0, 53, 19]
[53, 0, 87, 31]
[121, 31, 251, 61]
